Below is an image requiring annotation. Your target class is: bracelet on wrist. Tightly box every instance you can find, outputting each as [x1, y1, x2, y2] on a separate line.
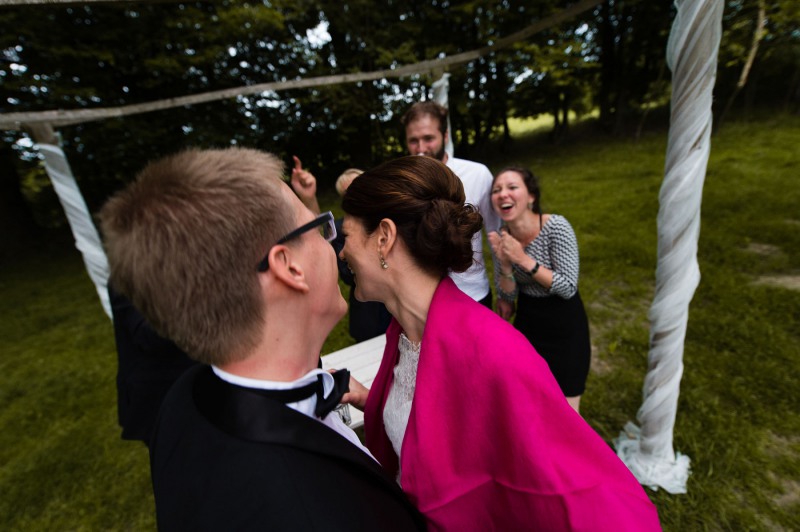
[500, 269, 515, 281]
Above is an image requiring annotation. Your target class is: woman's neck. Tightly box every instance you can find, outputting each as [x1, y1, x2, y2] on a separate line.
[383, 271, 439, 344]
[506, 210, 541, 244]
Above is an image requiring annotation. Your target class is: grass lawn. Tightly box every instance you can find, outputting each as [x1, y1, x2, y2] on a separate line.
[1, 112, 798, 530]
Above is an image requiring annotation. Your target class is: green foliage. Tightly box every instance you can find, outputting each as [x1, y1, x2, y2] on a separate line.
[1, 1, 325, 214]
[716, 0, 800, 114]
[1, 112, 798, 530]
[19, 163, 62, 228]
[589, 0, 676, 133]
[4, 0, 799, 228]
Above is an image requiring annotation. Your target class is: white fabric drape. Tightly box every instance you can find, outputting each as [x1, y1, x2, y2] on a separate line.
[38, 143, 111, 318]
[432, 73, 455, 160]
[614, 0, 724, 494]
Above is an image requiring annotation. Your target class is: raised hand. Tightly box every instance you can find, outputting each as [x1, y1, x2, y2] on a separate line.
[290, 155, 320, 214]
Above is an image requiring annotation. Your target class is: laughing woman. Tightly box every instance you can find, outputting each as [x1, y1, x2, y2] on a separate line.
[339, 156, 660, 531]
[488, 166, 591, 413]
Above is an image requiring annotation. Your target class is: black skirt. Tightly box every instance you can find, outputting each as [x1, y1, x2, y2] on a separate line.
[514, 291, 591, 397]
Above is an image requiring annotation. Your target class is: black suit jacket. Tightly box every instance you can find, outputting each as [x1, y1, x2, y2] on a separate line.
[108, 285, 197, 443]
[150, 365, 425, 531]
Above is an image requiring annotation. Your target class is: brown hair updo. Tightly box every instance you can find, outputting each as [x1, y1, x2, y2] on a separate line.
[342, 155, 483, 278]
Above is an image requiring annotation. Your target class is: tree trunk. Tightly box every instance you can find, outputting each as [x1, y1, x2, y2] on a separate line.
[743, 59, 760, 119]
[0, 142, 41, 254]
[636, 62, 667, 140]
[784, 68, 800, 113]
[598, 0, 617, 130]
[501, 114, 512, 152]
[613, 5, 631, 135]
[497, 61, 512, 150]
[550, 102, 562, 143]
[716, 0, 766, 132]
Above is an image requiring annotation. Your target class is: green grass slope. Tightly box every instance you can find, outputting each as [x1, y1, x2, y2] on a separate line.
[1, 113, 797, 530]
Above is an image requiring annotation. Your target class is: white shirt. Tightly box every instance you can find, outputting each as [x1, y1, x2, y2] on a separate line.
[445, 157, 501, 301]
[212, 366, 375, 460]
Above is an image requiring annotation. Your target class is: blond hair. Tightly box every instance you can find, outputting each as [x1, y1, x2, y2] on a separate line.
[99, 148, 294, 366]
[335, 168, 363, 196]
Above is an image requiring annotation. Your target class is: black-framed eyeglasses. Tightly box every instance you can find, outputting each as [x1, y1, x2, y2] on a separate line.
[257, 211, 337, 272]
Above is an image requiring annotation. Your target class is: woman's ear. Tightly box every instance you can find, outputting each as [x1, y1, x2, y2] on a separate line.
[377, 218, 398, 255]
[262, 245, 310, 293]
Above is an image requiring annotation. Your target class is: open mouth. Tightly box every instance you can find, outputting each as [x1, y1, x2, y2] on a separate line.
[500, 203, 514, 213]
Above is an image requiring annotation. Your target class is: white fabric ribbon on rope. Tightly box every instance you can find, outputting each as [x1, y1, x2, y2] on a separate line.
[614, 0, 723, 494]
[38, 143, 111, 318]
[432, 73, 455, 160]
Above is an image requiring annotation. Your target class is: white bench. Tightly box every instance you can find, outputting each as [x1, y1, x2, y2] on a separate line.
[321, 334, 387, 429]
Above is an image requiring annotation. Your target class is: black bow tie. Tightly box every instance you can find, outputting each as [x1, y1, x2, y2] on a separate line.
[314, 369, 351, 418]
[246, 369, 350, 419]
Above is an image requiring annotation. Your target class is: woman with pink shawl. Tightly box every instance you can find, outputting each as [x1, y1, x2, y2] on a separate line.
[339, 156, 661, 531]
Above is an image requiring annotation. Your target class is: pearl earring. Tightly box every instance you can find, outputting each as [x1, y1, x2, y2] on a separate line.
[380, 255, 389, 270]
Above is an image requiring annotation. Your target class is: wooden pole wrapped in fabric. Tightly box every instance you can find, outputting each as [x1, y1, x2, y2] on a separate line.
[26, 122, 112, 318]
[614, 0, 724, 494]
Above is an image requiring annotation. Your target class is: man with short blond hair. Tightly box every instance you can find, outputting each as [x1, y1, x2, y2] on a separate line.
[100, 147, 424, 531]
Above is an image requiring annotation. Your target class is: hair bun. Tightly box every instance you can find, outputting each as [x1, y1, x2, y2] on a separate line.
[416, 200, 483, 274]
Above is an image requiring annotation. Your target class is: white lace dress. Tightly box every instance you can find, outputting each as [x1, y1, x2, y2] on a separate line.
[382, 332, 421, 485]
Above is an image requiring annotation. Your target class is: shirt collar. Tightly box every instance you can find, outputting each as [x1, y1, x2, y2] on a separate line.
[211, 366, 335, 417]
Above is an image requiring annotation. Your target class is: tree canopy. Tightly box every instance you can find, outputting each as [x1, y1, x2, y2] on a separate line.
[0, 0, 798, 235]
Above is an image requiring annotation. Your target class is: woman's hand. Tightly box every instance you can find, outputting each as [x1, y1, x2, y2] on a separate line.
[341, 374, 370, 411]
[497, 299, 515, 321]
[494, 228, 526, 265]
[488, 231, 512, 270]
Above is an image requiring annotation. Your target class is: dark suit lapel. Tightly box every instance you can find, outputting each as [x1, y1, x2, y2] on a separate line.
[192, 366, 404, 496]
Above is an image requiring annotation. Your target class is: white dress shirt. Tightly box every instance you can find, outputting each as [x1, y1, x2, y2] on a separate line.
[445, 156, 501, 301]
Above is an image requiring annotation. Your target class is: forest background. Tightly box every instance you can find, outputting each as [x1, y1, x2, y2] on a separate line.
[1, 0, 798, 240]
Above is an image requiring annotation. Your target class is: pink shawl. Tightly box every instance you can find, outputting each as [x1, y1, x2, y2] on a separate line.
[364, 277, 661, 531]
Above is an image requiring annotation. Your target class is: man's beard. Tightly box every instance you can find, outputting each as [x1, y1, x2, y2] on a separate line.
[433, 143, 446, 162]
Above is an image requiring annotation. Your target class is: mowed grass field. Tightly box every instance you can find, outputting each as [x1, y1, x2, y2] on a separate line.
[1, 112, 798, 530]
